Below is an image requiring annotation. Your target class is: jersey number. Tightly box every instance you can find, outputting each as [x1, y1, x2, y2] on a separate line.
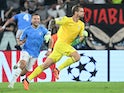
[23, 14, 29, 22]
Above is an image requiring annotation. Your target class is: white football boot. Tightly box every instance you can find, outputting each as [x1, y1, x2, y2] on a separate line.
[8, 81, 14, 88]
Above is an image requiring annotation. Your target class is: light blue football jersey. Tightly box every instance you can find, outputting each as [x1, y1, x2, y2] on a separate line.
[20, 25, 48, 57]
[13, 12, 31, 30]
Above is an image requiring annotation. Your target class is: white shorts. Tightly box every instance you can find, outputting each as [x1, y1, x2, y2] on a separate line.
[19, 51, 37, 71]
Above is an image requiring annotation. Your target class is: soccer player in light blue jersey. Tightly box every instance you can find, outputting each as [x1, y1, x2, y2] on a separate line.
[0, 7, 32, 50]
[8, 13, 51, 88]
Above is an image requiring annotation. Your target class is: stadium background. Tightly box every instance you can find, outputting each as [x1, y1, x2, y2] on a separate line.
[0, 1, 124, 83]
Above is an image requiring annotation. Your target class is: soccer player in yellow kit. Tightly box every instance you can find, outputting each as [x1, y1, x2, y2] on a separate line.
[23, 5, 85, 90]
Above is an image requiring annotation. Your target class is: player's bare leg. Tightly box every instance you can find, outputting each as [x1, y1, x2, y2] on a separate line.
[23, 58, 54, 90]
[53, 68, 60, 80]
[8, 60, 26, 88]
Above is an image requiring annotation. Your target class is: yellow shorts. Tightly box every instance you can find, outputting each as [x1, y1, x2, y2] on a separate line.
[48, 41, 76, 63]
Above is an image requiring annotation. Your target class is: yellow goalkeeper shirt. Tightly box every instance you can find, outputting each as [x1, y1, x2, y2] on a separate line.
[55, 16, 85, 44]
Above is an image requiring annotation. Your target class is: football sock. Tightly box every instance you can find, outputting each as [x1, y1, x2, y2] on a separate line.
[16, 61, 20, 67]
[28, 65, 44, 81]
[11, 67, 22, 83]
[13, 61, 20, 69]
[58, 57, 76, 71]
[15, 61, 20, 68]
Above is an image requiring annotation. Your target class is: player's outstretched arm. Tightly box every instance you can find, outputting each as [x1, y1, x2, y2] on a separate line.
[0, 18, 14, 32]
[71, 30, 88, 46]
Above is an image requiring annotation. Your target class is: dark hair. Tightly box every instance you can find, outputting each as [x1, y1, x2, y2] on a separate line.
[20, 7, 26, 11]
[72, 5, 83, 15]
[32, 13, 40, 17]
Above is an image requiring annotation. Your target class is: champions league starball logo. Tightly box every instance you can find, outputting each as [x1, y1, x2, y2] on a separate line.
[67, 53, 98, 81]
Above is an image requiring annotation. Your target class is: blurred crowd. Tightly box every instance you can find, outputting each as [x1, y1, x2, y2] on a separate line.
[0, 0, 124, 33]
[0, 0, 124, 50]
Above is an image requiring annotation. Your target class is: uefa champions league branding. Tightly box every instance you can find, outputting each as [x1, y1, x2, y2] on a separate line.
[67, 53, 97, 81]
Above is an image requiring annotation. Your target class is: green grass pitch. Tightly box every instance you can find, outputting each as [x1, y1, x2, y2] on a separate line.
[0, 82, 124, 93]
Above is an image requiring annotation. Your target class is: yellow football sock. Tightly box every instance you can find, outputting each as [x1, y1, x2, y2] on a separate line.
[28, 65, 43, 81]
[58, 57, 76, 71]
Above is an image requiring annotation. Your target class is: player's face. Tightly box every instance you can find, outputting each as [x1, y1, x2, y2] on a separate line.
[77, 8, 85, 18]
[32, 15, 41, 27]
